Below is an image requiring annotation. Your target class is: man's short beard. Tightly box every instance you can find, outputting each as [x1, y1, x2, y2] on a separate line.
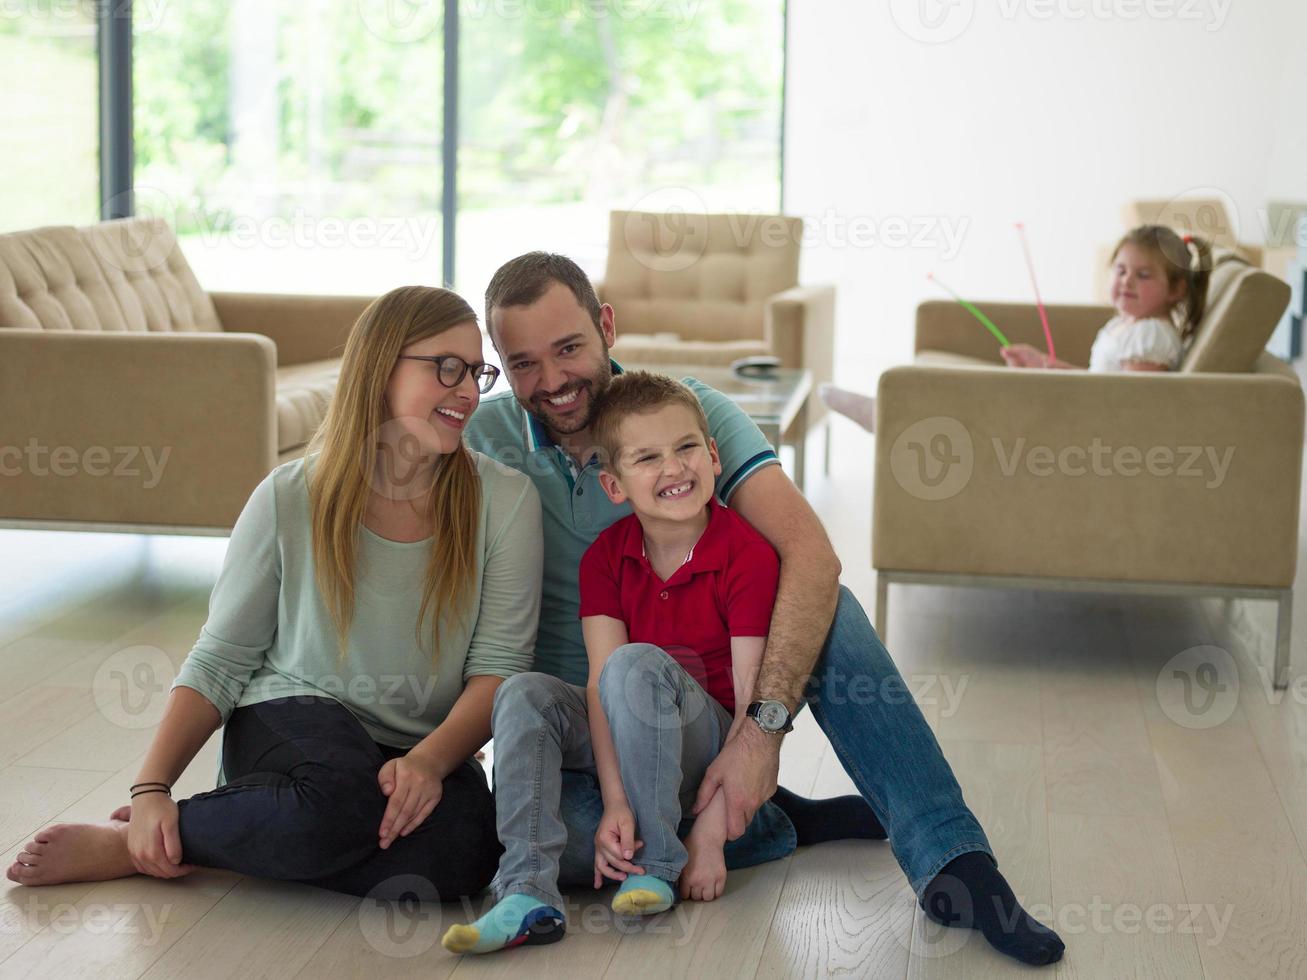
[527, 393, 592, 435]
[524, 350, 613, 438]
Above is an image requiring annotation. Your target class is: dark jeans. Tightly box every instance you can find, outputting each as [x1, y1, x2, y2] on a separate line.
[176, 696, 502, 900]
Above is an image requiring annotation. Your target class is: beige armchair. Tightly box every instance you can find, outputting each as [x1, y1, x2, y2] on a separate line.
[874, 251, 1301, 688]
[597, 209, 836, 456]
[0, 218, 371, 533]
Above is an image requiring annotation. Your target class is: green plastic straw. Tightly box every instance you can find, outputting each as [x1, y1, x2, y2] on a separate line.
[927, 273, 1011, 348]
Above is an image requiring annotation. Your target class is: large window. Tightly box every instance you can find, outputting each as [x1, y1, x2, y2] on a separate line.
[0, 5, 99, 232]
[456, 0, 784, 301]
[5, 1, 782, 299]
[134, 1, 444, 294]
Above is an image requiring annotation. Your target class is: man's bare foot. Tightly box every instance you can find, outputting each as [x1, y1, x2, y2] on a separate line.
[818, 384, 876, 433]
[6, 822, 140, 886]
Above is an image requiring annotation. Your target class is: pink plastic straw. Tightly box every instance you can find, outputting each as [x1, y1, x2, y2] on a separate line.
[1015, 222, 1056, 361]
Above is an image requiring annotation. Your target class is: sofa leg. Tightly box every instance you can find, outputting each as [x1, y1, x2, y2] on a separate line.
[1274, 589, 1292, 691]
[876, 574, 888, 640]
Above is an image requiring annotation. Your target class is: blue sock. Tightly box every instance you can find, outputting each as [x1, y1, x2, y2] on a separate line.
[440, 892, 565, 954]
[611, 874, 675, 916]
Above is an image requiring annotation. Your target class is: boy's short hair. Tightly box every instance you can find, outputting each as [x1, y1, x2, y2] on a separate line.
[590, 371, 711, 471]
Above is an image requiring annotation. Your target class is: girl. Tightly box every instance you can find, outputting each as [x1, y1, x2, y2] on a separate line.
[820, 225, 1214, 431]
[7, 286, 543, 900]
[1003, 225, 1212, 371]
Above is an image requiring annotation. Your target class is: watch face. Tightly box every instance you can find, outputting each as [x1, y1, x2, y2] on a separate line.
[759, 701, 788, 730]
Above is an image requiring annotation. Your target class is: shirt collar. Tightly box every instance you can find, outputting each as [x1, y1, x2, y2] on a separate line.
[621, 497, 729, 577]
[522, 358, 625, 454]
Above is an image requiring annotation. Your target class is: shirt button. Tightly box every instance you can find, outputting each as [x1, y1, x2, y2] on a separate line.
[576, 487, 583, 495]
[660, 591, 669, 600]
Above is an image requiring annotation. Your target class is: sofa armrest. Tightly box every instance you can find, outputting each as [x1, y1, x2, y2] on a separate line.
[766, 284, 835, 425]
[874, 365, 1303, 589]
[915, 300, 1115, 368]
[0, 329, 277, 529]
[210, 291, 375, 367]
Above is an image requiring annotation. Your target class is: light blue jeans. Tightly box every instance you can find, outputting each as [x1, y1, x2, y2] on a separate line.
[535, 587, 994, 901]
[488, 646, 780, 911]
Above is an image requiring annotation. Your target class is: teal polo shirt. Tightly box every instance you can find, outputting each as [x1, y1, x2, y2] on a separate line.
[463, 363, 779, 685]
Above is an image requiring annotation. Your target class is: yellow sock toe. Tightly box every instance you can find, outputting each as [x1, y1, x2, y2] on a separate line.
[441, 924, 481, 954]
[611, 888, 664, 915]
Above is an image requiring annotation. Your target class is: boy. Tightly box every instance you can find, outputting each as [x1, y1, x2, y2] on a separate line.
[442, 372, 868, 955]
[579, 371, 780, 914]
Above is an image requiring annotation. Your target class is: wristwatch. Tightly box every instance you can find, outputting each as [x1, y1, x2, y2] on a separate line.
[746, 699, 794, 734]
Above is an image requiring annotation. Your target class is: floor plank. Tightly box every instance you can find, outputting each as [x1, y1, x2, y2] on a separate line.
[1048, 812, 1203, 979]
[1146, 722, 1307, 978]
[0, 869, 241, 980]
[135, 877, 355, 980]
[757, 843, 913, 980]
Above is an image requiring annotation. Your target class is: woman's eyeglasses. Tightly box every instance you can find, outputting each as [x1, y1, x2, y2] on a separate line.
[398, 355, 501, 393]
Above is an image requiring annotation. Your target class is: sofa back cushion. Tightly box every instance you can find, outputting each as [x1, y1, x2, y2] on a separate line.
[0, 225, 130, 331]
[1180, 249, 1291, 373]
[603, 210, 800, 342]
[0, 218, 220, 333]
[79, 218, 220, 332]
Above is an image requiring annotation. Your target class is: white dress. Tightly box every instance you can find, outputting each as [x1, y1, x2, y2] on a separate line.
[1087, 316, 1185, 372]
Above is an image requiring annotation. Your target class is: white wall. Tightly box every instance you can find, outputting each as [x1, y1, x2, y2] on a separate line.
[785, 0, 1306, 383]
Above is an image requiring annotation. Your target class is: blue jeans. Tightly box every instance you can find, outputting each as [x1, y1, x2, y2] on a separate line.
[489, 666, 794, 911]
[554, 586, 993, 899]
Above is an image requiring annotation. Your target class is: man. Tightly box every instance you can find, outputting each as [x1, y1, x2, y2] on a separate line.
[464, 252, 1063, 967]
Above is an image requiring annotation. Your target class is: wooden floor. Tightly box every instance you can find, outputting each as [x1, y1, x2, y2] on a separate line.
[2, 417, 1306, 979]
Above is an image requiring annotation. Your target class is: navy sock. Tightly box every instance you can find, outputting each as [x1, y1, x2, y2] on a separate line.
[921, 851, 1064, 967]
[771, 785, 887, 845]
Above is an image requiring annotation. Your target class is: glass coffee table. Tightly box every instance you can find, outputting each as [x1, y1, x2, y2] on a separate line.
[655, 365, 814, 491]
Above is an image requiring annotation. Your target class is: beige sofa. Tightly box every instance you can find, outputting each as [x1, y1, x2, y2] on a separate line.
[599, 209, 836, 448]
[874, 251, 1302, 688]
[0, 218, 371, 532]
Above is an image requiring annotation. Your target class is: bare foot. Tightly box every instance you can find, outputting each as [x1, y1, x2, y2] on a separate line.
[679, 832, 728, 902]
[6, 822, 139, 886]
[818, 384, 876, 433]
[108, 804, 131, 823]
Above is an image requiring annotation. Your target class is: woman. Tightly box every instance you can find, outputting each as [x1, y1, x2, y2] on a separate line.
[7, 286, 542, 900]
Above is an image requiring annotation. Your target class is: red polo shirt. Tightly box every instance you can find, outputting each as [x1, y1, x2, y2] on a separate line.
[578, 498, 779, 713]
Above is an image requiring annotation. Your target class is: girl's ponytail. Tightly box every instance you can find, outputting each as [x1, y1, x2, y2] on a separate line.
[1180, 233, 1213, 341]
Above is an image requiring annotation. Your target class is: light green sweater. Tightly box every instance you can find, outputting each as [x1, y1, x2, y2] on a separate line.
[172, 452, 543, 748]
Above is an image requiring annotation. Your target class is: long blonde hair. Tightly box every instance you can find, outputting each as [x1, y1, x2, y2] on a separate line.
[306, 285, 482, 661]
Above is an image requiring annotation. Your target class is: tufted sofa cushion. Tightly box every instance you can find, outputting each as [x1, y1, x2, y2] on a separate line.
[0, 225, 130, 331]
[0, 219, 222, 334]
[79, 218, 221, 332]
[603, 210, 801, 343]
